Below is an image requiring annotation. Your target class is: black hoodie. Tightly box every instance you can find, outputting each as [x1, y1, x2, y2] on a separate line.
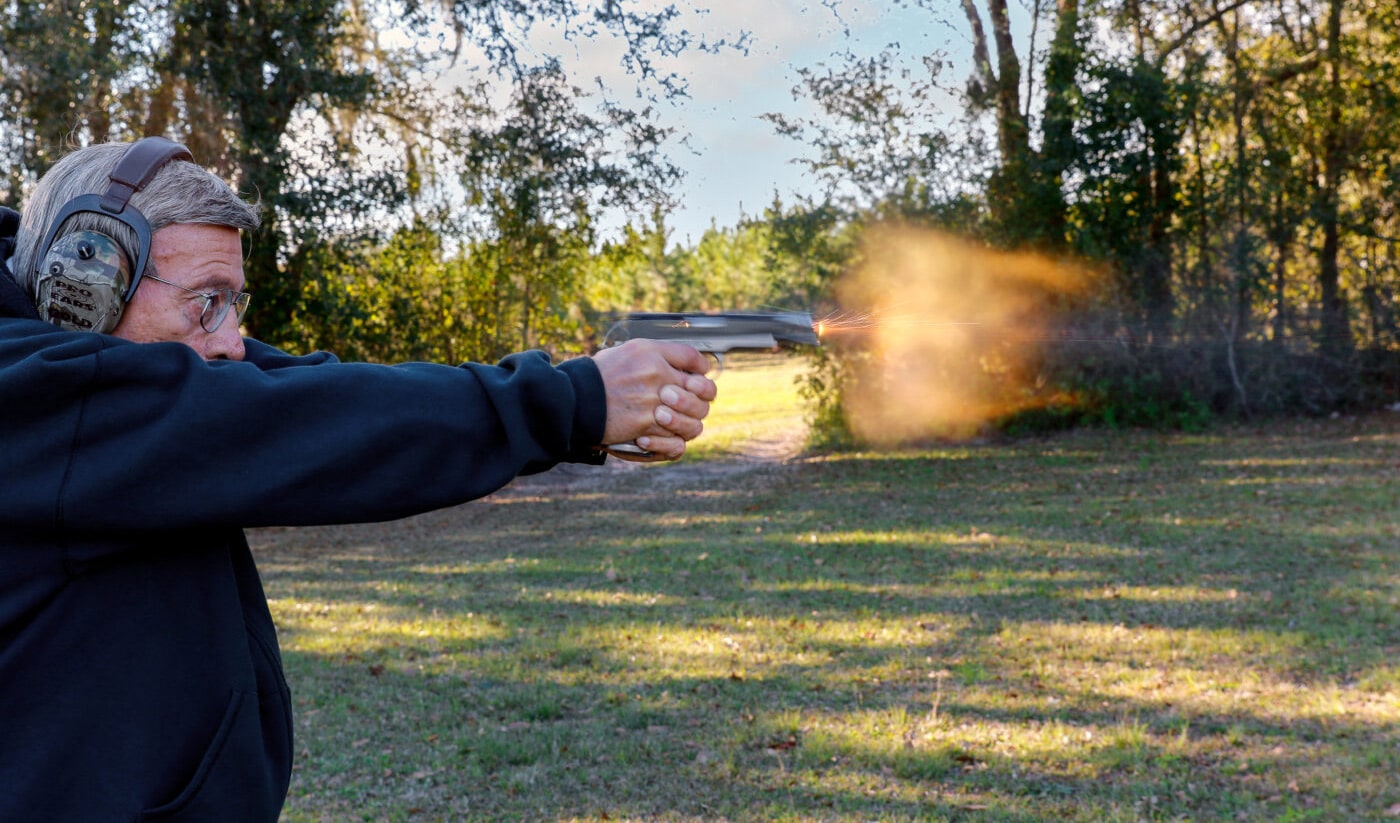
[0, 220, 607, 819]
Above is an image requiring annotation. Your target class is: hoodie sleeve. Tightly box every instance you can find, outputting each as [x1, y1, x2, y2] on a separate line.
[0, 322, 607, 533]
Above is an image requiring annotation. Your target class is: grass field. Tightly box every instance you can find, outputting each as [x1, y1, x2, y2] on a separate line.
[251, 355, 1399, 821]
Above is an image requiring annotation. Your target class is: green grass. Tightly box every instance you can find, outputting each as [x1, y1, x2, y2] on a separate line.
[252, 360, 1400, 821]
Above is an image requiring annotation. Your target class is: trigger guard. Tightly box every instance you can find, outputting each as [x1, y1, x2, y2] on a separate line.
[705, 351, 723, 374]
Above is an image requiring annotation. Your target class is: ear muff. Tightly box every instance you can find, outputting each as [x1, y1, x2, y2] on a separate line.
[33, 137, 194, 333]
[35, 231, 132, 332]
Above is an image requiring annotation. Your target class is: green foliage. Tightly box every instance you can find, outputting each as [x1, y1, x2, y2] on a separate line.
[759, 197, 856, 308]
[1070, 55, 1186, 342]
[796, 345, 858, 452]
[285, 219, 595, 364]
[582, 198, 851, 324]
[0, 0, 144, 200]
[1077, 372, 1212, 432]
[583, 211, 674, 313]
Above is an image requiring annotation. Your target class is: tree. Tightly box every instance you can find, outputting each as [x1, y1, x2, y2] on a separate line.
[1072, 51, 1185, 344]
[780, 0, 1400, 428]
[765, 48, 969, 223]
[584, 208, 675, 315]
[0, 0, 145, 198]
[456, 63, 677, 356]
[0, 0, 721, 350]
[961, 0, 1087, 249]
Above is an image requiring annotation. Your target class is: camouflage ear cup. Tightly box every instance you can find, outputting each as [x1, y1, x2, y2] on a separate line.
[34, 230, 132, 334]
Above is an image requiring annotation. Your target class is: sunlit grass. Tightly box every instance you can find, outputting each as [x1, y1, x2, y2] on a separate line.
[682, 351, 808, 461]
[255, 411, 1400, 822]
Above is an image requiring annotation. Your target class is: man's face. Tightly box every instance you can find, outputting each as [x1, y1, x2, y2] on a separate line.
[112, 223, 247, 361]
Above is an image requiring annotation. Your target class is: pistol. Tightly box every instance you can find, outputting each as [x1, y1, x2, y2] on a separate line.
[599, 311, 820, 458]
[602, 311, 820, 368]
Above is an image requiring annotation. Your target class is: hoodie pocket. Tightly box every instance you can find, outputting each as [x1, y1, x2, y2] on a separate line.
[139, 689, 287, 822]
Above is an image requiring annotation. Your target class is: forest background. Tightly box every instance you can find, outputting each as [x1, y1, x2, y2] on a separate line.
[4, 0, 1400, 442]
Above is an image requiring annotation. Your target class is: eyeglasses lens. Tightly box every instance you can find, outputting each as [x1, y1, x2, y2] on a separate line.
[199, 290, 252, 333]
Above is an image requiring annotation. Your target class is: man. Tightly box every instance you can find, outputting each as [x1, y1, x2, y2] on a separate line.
[0, 139, 715, 820]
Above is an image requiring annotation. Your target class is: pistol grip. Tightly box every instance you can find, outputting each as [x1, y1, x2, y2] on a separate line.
[603, 442, 652, 457]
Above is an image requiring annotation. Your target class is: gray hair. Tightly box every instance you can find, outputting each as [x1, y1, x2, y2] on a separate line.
[9, 141, 262, 297]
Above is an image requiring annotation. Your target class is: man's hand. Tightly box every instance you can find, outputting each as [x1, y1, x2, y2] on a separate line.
[592, 340, 718, 462]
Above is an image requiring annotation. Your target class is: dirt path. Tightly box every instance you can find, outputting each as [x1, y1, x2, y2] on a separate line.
[502, 418, 811, 497]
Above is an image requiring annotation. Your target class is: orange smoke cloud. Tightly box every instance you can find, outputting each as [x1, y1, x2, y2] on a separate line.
[832, 226, 1095, 444]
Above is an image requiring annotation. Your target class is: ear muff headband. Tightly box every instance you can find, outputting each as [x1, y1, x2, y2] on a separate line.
[0, 206, 18, 260]
[35, 137, 195, 306]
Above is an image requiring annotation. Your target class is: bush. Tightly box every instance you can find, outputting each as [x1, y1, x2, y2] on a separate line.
[804, 337, 1400, 446]
[1000, 339, 1400, 435]
[797, 346, 859, 451]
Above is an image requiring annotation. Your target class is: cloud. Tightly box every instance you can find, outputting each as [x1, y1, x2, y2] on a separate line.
[514, 0, 820, 104]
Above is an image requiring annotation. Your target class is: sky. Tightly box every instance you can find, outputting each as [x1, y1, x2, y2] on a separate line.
[630, 1, 966, 242]
[504, 1, 982, 244]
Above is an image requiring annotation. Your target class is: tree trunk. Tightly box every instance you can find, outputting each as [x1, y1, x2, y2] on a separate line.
[1270, 185, 1292, 347]
[1144, 153, 1175, 343]
[988, 0, 1028, 164]
[1038, 0, 1081, 251]
[1317, 0, 1352, 355]
[963, 0, 1033, 236]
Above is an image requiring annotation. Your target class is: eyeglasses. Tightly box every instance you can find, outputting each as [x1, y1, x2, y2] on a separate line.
[143, 273, 252, 333]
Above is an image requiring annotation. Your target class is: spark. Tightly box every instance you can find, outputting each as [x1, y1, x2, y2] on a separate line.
[815, 310, 983, 337]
